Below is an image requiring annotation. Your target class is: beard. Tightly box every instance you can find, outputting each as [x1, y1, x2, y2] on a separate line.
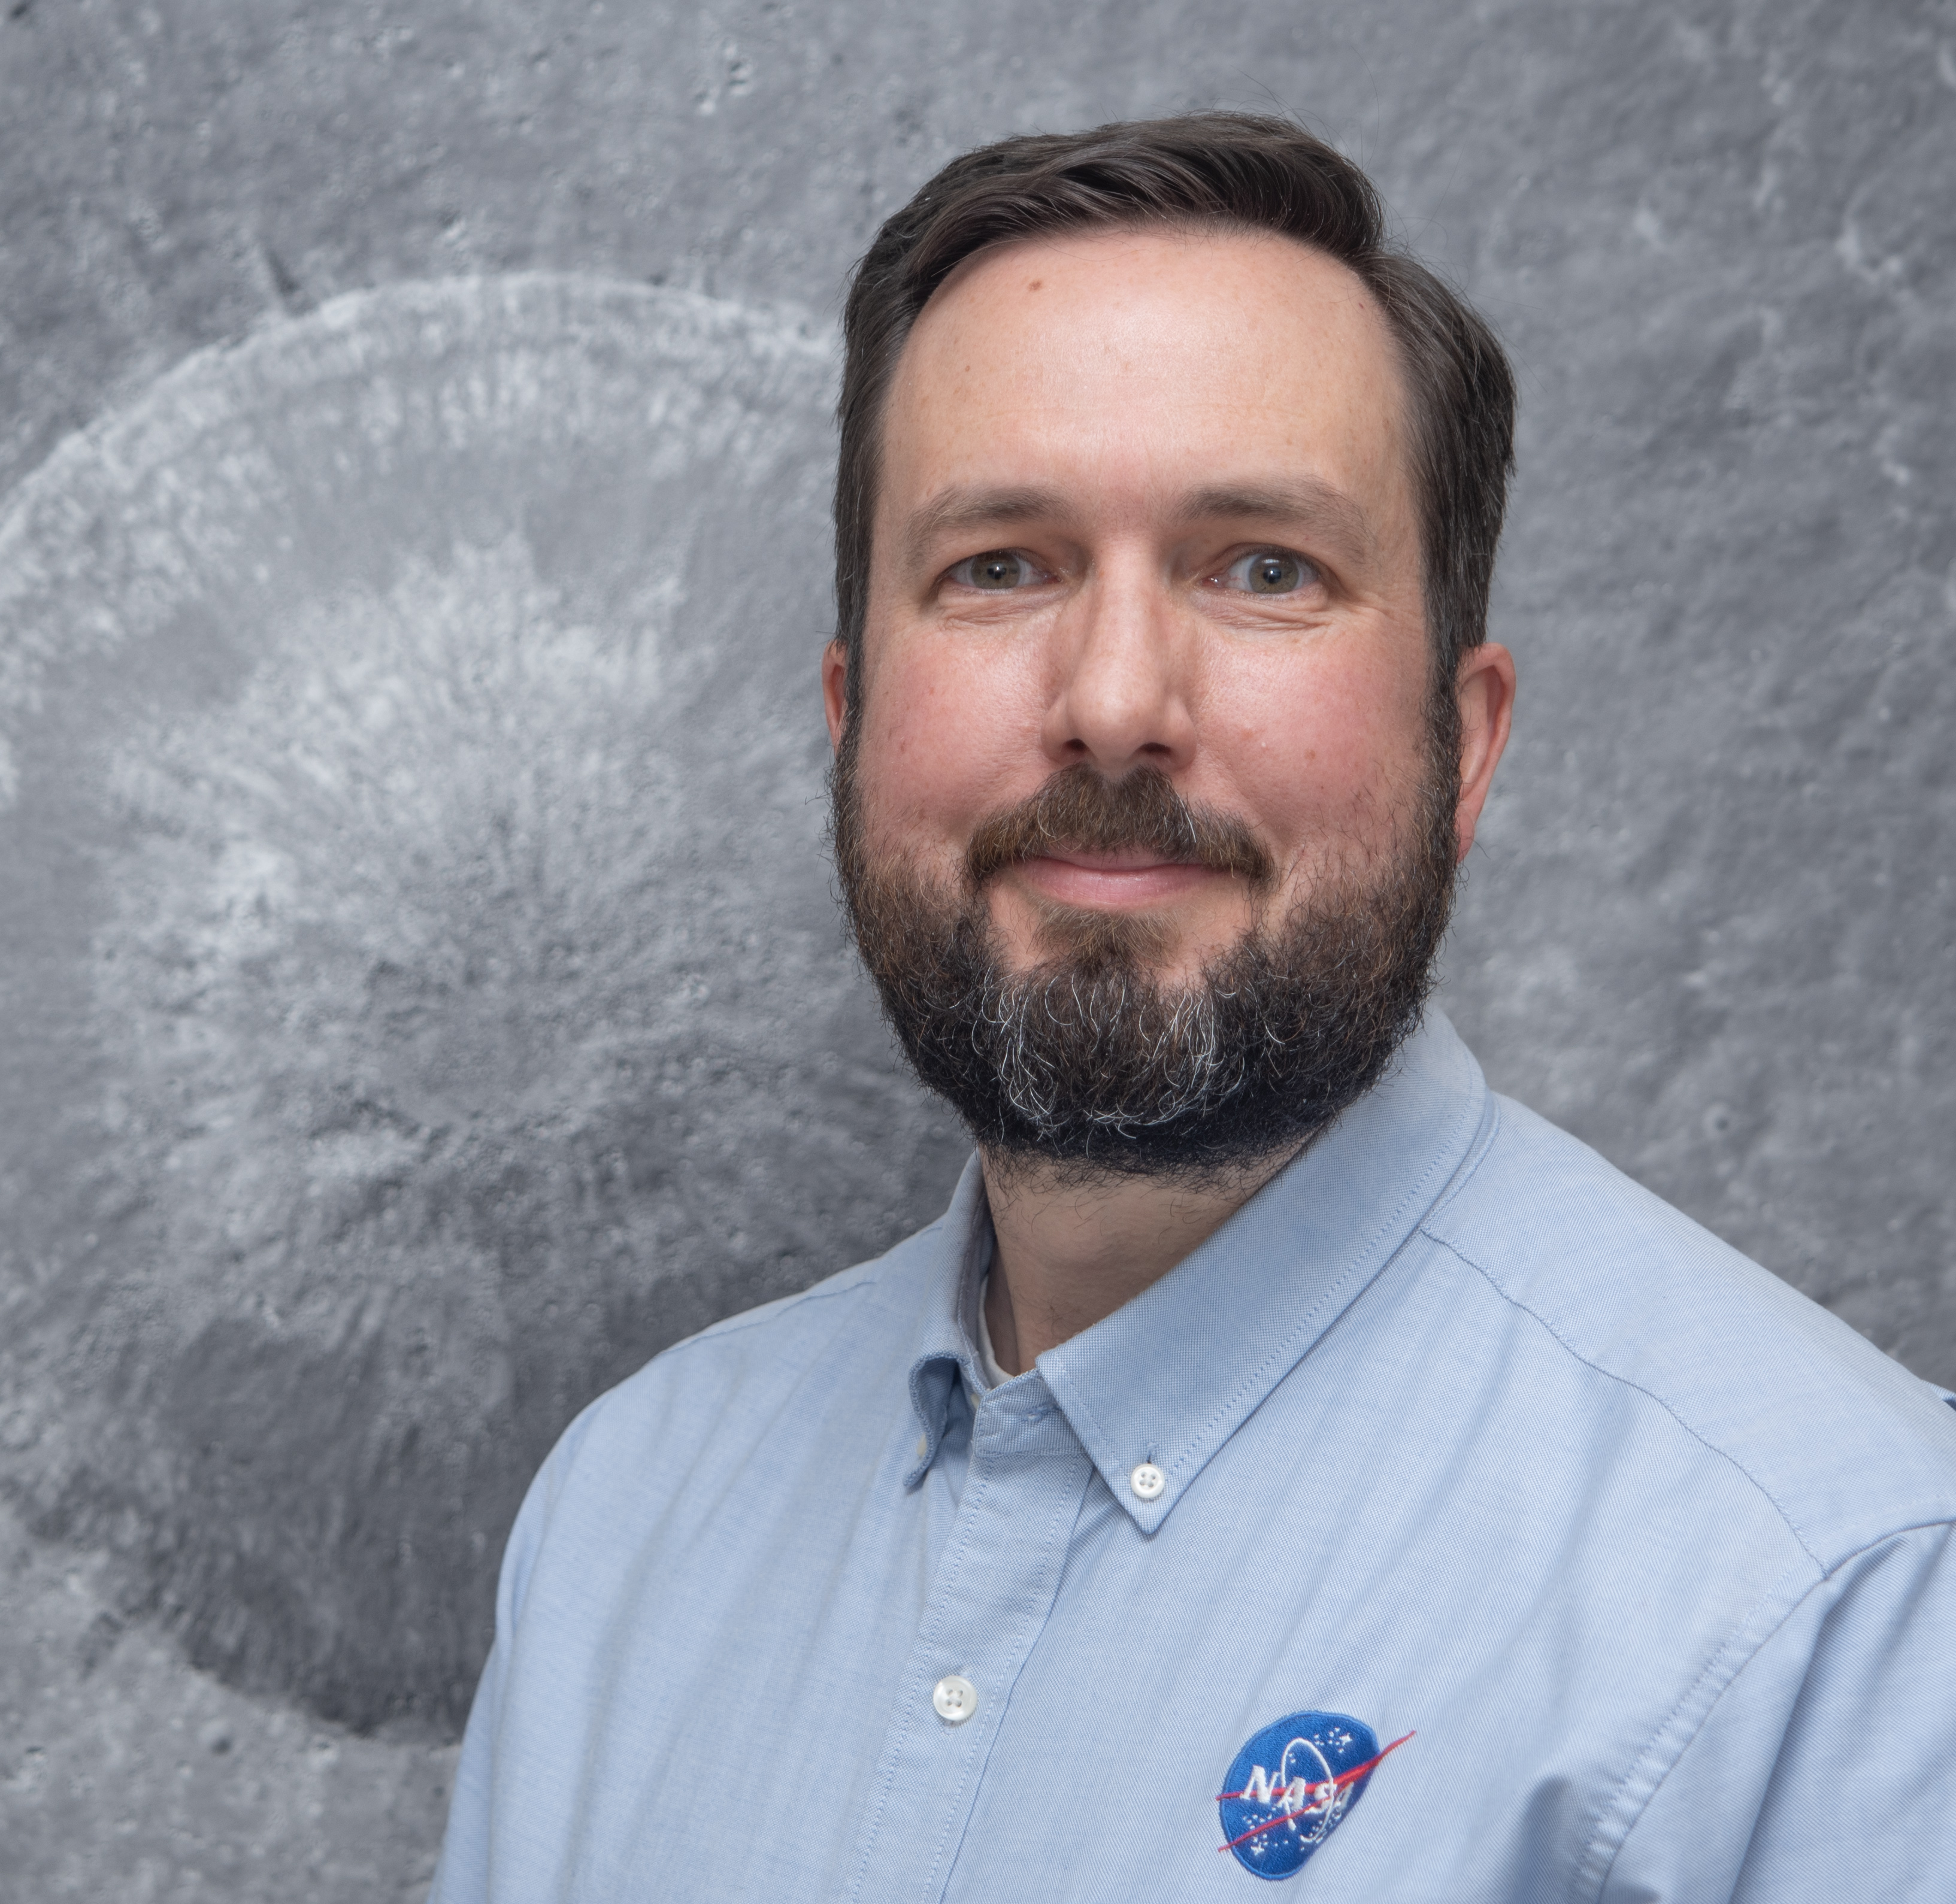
[831, 715, 1461, 1187]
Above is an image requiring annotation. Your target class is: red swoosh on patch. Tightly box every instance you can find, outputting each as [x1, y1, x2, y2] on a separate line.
[1216, 1732, 1415, 1853]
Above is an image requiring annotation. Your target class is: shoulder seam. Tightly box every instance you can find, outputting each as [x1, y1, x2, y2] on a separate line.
[1418, 1224, 1827, 1572]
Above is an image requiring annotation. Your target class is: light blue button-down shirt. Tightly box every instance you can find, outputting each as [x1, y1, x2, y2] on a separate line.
[431, 1013, 1956, 1902]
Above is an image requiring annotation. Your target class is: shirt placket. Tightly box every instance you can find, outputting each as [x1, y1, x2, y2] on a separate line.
[847, 1372, 1094, 1904]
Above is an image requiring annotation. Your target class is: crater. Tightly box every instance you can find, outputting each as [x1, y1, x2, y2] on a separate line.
[0, 275, 965, 1735]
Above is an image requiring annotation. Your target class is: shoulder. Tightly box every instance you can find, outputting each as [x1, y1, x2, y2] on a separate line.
[508, 1214, 946, 1553]
[1420, 1091, 1956, 1572]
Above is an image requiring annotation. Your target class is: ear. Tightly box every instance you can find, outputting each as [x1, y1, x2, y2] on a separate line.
[822, 639, 850, 755]
[1452, 642, 1515, 863]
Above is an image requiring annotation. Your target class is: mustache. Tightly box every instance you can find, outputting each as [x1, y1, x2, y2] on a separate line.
[964, 764, 1276, 892]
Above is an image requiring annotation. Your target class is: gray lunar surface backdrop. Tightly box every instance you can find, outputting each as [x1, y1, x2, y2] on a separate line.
[0, 1, 1951, 1896]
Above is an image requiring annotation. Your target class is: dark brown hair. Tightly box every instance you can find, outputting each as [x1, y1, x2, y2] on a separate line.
[833, 112, 1516, 713]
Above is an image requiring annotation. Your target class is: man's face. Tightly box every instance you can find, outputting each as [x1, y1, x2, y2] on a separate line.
[826, 225, 1509, 1171]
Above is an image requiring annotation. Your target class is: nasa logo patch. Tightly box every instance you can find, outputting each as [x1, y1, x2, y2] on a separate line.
[1216, 1711, 1410, 1879]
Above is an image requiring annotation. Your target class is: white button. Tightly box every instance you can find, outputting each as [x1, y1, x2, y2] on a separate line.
[932, 1674, 978, 1724]
[1130, 1462, 1166, 1501]
[915, 1433, 929, 1462]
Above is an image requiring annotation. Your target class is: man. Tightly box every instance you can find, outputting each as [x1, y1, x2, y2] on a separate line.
[431, 116, 1956, 1901]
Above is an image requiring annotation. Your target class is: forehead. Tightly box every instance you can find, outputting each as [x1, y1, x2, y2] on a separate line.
[878, 224, 1413, 539]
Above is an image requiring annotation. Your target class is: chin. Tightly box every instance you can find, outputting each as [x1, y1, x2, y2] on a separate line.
[1011, 891, 1253, 983]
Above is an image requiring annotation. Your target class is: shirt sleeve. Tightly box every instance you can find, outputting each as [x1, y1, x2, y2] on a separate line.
[424, 1410, 590, 1904]
[423, 1629, 504, 1903]
[1603, 1520, 1956, 1903]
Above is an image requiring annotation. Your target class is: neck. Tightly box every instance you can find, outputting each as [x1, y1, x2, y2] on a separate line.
[978, 1148, 1295, 1374]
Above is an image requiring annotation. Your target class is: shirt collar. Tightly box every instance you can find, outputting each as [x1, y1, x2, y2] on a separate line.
[905, 1009, 1492, 1522]
[903, 1156, 996, 1487]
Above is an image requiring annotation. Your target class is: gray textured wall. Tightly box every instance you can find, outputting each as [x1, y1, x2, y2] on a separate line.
[1, 2, 1951, 1894]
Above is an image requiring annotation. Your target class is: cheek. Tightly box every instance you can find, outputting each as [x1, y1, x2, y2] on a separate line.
[853, 630, 1041, 848]
[1207, 645, 1429, 857]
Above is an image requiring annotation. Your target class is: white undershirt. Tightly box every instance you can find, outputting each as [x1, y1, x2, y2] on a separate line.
[973, 1274, 1010, 1390]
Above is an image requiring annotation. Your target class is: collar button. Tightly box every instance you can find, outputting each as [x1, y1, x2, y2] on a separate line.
[1129, 1462, 1166, 1502]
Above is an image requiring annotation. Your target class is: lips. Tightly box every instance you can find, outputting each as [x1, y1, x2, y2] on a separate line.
[1035, 848, 1204, 872]
[1015, 852, 1223, 909]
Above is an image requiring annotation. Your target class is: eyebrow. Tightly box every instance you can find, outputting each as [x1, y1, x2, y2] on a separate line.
[898, 475, 1378, 570]
[1181, 479, 1379, 557]
[900, 485, 1067, 571]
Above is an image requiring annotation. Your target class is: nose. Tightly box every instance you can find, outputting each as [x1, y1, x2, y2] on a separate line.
[1039, 559, 1197, 777]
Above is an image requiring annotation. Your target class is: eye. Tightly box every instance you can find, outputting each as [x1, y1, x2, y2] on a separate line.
[1218, 549, 1316, 596]
[947, 549, 1043, 592]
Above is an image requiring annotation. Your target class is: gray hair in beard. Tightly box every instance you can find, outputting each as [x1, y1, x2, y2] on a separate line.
[831, 733, 1461, 1186]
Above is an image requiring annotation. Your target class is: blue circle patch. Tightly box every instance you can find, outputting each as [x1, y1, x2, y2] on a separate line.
[1216, 1711, 1404, 1879]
